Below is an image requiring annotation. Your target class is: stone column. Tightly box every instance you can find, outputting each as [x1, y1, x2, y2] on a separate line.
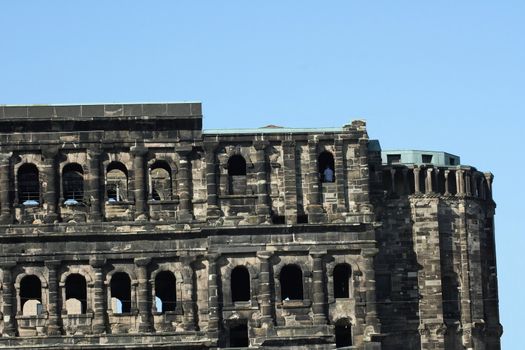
[444, 170, 450, 196]
[484, 172, 494, 200]
[256, 251, 273, 325]
[425, 168, 434, 194]
[204, 143, 221, 220]
[89, 258, 106, 334]
[87, 150, 103, 221]
[176, 145, 194, 222]
[180, 255, 196, 331]
[131, 146, 149, 221]
[134, 257, 152, 332]
[413, 166, 421, 194]
[0, 261, 16, 336]
[456, 169, 465, 195]
[45, 260, 61, 335]
[465, 171, 472, 196]
[253, 141, 271, 224]
[0, 153, 12, 224]
[390, 168, 396, 194]
[310, 250, 327, 325]
[42, 148, 59, 223]
[307, 138, 324, 223]
[282, 141, 298, 224]
[207, 253, 220, 335]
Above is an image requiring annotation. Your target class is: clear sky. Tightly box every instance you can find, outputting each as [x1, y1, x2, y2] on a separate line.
[1, 1, 523, 348]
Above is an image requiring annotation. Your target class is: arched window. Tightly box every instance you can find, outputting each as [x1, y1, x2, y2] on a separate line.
[318, 151, 335, 183]
[333, 263, 351, 299]
[20, 275, 42, 315]
[227, 155, 247, 195]
[106, 162, 128, 202]
[150, 161, 172, 200]
[335, 318, 352, 348]
[65, 274, 87, 314]
[62, 163, 84, 204]
[110, 272, 131, 313]
[18, 163, 40, 205]
[280, 264, 303, 301]
[155, 271, 176, 313]
[231, 266, 250, 302]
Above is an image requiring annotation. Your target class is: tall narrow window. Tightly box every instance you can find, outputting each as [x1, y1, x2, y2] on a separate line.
[231, 266, 250, 302]
[106, 162, 128, 202]
[62, 163, 84, 204]
[333, 263, 351, 299]
[150, 161, 172, 200]
[155, 271, 176, 312]
[110, 272, 131, 313]
[280, 264, 303, 300]
[318, 151, 335, 183]
[20, 275, 42, 316]
[227, 155, 247, 195]
[335, 319, 352, 348]
[65, 273, 87, 314]
[18, 163, 40, 205]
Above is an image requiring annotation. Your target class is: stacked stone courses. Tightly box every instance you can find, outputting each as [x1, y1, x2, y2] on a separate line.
[0, 103, 501, 349]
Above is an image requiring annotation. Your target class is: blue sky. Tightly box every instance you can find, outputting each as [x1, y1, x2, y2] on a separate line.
[1, 1, 523, 348]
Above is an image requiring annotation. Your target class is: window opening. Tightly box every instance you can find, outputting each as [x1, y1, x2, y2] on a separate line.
[387, 154, 401, 165]
[422, 154, 433, 163]
[155, 271, 176, 312]
[229, 321, 249, 347]
[231, 266, 250, 302]
[106, 162, 128, 202]
[18, 163, 40, 205]
[65, 273, 87, 314]
[228, 155, 247, 195]
[333, 264, 351, 299]
[280, 264, 303, 300]
[20, 275, 42, 315]
[318, 151, 335, 182]
[335, 320, 352, 348]
[150, 161, 172, 200]
[63, 163, 84, 204]
[110, 272, 131, 313]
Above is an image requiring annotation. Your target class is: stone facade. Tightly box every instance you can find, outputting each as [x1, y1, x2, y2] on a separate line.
[0, 103, 501, 349]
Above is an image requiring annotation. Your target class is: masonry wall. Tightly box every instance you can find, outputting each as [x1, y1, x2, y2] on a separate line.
[0, 103, 501, 350]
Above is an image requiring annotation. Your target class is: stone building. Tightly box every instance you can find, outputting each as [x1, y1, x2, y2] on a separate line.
[0, 103, 501, 349]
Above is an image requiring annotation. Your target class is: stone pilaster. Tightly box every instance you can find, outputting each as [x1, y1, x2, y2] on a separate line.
[45, 260, 61, 335]
[410, 198, 445, 349]
[465, 171, 472, 196]
[89, 258, 106, 334]
[390, 168, 396, 194]
[361, 248, 381, 340]
[307, 138, 324, 223]
[253, 141, 271, 224]
[256, 251, 274, 325]
[180, 256, 196, 331]
[207, 253, 220, 336]
[334, 138, 347, 212]
[457, 169, 465, 195]
[42, 148, 59, 223]
[134, 257, 152, 332]
[175, 145, 194, 222]
[130, 146, 149, 221]
[0, 153, 12, 224]
[282, 140, 298, 224]
[310, 250, 327, 325]
[425, 168, 433, 194]
[0, 261, 16, 336]
[87, 150, 103, 221]
[444, 170, 450, 195]
[204, 143, 221, 220]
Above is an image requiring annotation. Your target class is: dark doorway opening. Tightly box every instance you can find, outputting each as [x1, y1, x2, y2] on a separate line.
[231, 266, 250, 302]
[280, 264, 303, 300]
